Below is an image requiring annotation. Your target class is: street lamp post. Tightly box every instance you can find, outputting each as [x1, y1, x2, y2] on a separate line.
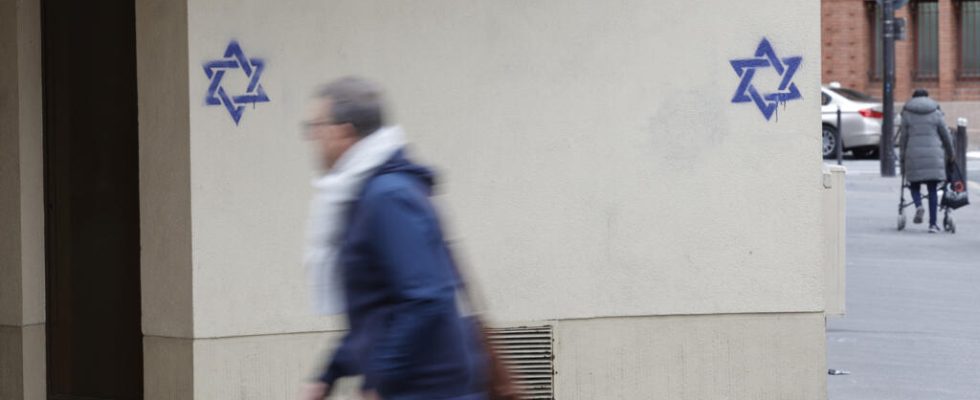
[880, 0, 897, 177]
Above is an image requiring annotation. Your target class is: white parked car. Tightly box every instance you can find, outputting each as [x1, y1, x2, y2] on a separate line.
[821, 83, 899, 159]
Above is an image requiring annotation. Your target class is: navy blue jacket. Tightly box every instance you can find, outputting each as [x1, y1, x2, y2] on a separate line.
[319, 150, 487, 400]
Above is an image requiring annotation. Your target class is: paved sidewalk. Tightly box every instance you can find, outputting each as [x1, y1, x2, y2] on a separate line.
[826, 159, 980, 400]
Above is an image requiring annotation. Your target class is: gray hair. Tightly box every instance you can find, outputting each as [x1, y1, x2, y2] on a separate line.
[317, 76, 386, 137]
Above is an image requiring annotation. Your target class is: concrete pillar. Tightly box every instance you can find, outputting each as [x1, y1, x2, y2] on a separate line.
[135, 0, 196, 396]
[0, 0, 46, 398]
[823, 165, 847, 317]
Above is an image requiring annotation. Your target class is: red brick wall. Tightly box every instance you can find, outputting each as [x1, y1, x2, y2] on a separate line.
[822, 0, 980, 102]
[822, 0, 872, 91]
[939, 0, 957, 99]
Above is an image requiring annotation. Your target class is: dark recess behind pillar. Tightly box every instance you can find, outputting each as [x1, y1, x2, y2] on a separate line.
[42, 0, 143, 398]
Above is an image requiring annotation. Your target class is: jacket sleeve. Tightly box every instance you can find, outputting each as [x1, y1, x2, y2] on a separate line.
[363, 187, 456, 390]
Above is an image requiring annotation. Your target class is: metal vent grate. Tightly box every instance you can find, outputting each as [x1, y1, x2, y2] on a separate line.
[487, 325, 555, 400]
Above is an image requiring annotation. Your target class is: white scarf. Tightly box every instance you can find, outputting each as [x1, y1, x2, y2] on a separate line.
[305, 126, 406, 315]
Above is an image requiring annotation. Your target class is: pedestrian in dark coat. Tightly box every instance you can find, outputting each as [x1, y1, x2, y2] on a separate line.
[899, 89, 955, 233]
[301, 77, 488, 400]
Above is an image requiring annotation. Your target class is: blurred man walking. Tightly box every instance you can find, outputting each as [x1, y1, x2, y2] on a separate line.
[300, 77, 489, 400]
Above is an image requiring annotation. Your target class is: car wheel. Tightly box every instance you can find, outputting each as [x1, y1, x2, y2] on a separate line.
[823, 125, 839, 159]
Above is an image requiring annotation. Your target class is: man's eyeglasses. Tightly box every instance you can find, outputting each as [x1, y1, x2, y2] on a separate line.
[301, 119, 335, 139]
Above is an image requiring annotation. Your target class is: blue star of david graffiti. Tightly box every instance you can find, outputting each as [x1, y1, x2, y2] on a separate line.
[730, 38, 802, 121]
[204, 40, 269, 125]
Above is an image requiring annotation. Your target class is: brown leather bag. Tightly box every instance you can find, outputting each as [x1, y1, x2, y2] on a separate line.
[444, 243, 520, 400]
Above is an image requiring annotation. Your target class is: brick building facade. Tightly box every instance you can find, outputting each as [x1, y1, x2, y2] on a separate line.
[822, 0, 980, 102]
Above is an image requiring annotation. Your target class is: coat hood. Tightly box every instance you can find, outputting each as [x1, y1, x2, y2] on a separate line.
[903, 96, 940, 115]
[374, 149, 436, 194]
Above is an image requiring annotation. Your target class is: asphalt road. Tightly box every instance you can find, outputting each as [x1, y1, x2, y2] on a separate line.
[826, 157, 980, 400]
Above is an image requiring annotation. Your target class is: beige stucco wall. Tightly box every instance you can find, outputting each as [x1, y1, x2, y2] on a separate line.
[148, 313, 826, 399]
[0, 0, 834, 397]
[0, 0, 46, 398]
[190, 331, 344, 399]
[137, 0, 830, 398]
[180, 0, 825, 338]
[554, 313, 826, 399]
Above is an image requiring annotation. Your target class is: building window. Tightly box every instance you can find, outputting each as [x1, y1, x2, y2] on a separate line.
[916, 1, 940, 79]
[962, 1, 980, 77]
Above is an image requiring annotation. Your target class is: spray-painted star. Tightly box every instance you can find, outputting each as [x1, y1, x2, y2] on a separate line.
[204, 40, 269, 125]
[730, 38, 802, 121]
